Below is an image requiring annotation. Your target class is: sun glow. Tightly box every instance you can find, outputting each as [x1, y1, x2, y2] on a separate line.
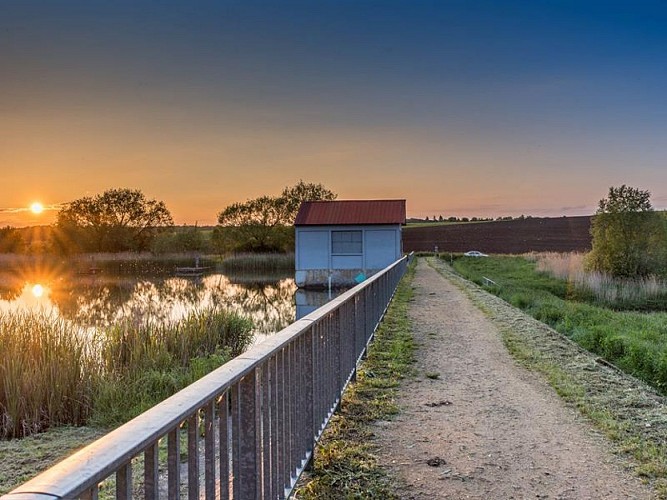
[30, 202, 44, 214]
[31, 284, 44, 298]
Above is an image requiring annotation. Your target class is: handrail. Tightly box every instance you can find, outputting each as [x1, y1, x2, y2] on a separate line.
[3, 255, 410, 500]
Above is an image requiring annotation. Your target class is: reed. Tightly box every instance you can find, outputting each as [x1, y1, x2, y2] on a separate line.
[99, 308, 253, 377]
[0, 308, 254, 438]
[528, 252, 667, 311]
[0, 312, 96, 439]
[220, 252, 295, 273]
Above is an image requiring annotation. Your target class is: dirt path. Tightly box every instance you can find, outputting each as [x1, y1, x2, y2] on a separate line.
[373, 258, 653, 499]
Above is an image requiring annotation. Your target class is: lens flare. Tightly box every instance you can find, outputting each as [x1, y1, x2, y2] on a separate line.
[30, 202, 44, 214]
[31, 284, 44, 298]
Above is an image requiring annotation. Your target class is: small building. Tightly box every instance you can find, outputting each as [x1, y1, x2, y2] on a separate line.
[294, 199, 406, 288]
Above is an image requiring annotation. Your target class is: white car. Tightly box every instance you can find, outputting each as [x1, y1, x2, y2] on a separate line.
[464, 251, 488, 257]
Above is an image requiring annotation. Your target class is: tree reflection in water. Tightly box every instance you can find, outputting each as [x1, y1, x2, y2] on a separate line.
[0, 270, 300, 335]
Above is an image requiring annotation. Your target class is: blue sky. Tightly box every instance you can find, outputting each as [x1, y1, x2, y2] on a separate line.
[2, 0, 666, 225]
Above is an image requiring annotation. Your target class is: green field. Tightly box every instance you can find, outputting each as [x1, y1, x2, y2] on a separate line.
[451, 255, 667, 393]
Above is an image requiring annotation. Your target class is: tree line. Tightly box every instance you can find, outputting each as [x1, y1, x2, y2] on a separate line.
[0, 181, 336, 255]
[2, 182, 666, 280]
[417, 215, 518, 222]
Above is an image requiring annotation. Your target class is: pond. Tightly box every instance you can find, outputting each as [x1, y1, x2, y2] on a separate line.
[0, 265, 339, 341]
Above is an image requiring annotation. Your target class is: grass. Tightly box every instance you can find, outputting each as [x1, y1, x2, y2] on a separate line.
[449, 254, 667, 394]
[429, 257, 667, 497]
[0, 426, 106, 494]
[296, 261, 416, 499]
[0, 307, 253, 438]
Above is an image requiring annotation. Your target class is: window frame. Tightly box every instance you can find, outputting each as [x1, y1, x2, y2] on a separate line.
[331, 229, 363, 255]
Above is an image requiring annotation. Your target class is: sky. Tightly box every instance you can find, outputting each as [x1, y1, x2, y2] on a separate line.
[2, 0, 667, 226]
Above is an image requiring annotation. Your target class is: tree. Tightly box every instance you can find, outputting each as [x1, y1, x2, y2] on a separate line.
[587, 185, 667, 277]
[54, 188, 174, 253]
[216, 196, 291, 252]
[0, 226, 25, 253]
[151, 225, 208, 254]
[280, 180, 337, 224]
[216, 181, 337, 252]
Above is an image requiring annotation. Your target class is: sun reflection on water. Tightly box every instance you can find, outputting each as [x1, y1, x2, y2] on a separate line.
[0, 270, 319, 337]
[31, 284, 45, 298]
[0, 260, 342, 346]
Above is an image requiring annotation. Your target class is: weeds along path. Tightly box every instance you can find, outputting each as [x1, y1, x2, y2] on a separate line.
[373, 258, 655, 499]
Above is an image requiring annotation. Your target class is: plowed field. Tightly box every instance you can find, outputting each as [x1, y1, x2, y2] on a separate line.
[402, 216, 592, 254]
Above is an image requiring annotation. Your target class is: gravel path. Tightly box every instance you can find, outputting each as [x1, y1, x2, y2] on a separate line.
[373, 258, 654, 499]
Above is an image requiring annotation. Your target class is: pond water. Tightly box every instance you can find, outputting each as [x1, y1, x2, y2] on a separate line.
[0, 265, 339, 341]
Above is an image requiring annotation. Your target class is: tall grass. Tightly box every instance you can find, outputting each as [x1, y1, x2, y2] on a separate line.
[528, 252, 667, 311]
[0, 308, 253, 438]
[0, 312, 95, 439]
[220, 252, 295, 273]
[451, 255, 667, 393]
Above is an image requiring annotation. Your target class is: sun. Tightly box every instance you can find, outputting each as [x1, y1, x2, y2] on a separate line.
[30, 202, 44, 214]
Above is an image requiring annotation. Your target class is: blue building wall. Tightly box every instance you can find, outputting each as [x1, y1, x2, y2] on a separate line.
[294, 224, 402, 288]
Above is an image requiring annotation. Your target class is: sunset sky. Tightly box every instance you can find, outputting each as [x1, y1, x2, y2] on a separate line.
[2, 1, 667, 227]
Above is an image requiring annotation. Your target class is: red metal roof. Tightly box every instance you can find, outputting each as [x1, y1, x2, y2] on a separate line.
[295, 200, 406, 226]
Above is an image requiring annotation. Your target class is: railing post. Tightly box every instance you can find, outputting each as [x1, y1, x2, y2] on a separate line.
[304, 328, 315, 463]
[231, 383, 241, 500]
[268, 355, 279, 499]
[188, 413, 200, 500]
[238, 370, 260, 500]
[168, 427, 181, 499]
[204, 400, 216, 500]
[116, 462, 132, 500]
[218, 392, 230, 500]
[144, 443, 159, 499]
[260, 363, 271, 499]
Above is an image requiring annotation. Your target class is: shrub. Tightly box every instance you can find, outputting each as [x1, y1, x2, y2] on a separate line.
[587, 186, 667, 278]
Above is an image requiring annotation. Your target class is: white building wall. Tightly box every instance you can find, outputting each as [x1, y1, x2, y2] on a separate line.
[295, 224, 402, 287]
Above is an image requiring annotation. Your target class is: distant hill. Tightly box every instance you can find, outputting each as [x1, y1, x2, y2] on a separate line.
[403, 216, 592, 254]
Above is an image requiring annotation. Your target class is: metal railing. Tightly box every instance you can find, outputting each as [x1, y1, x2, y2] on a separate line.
[3, 255, 410, 500]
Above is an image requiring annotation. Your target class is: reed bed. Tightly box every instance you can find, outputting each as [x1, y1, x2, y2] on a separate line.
[220, 252, 295, 273]
[0, 308, 253, 438]
[527, 252, 667, 311]
[0, 312, 95, 439]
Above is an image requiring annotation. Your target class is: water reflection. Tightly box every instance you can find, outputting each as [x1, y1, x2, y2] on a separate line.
[295, 288, 345, 318]
[0, 269, 310, 335]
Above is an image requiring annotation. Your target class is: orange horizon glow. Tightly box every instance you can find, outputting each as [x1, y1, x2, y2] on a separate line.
[2, 3, 667, 229]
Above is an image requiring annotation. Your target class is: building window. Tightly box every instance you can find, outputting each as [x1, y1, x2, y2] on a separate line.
[332, 230, 362, 254]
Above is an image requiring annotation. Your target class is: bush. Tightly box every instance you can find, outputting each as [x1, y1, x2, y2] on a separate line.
[151, 226, 210, 254]
[587, 186, 667, 278]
